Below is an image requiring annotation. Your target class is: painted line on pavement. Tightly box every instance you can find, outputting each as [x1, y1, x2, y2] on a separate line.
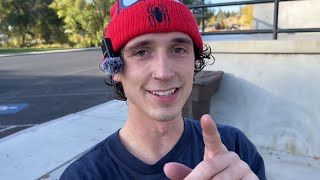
[0, 124, 38, 133]
[1, 91, 112, 99]
[0, 47, 99, 58]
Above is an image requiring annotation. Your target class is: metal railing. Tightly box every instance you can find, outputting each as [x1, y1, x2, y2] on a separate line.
[187, 0, 320, 39]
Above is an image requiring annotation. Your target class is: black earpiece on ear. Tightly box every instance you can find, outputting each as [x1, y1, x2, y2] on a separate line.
[100, 38, 124, 75]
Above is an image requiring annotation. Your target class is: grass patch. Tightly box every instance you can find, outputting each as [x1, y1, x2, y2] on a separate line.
[0, 48, 70, 55]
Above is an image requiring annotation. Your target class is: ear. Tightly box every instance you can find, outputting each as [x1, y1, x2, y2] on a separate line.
[112, 73, 121, 82]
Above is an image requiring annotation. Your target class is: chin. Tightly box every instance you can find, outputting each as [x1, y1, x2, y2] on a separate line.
[149, 109, 181, 122]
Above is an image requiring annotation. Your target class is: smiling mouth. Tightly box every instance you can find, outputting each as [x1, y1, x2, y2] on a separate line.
[148, 88, 178, 97]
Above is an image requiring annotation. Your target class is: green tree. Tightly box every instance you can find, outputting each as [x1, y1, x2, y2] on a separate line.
[216, 9, 226, 20]
[0, 0, 37, 47]
[184, 0, 215, 31]
[226, 11, 230, 18]
[230, 11, 238, 17]
[50, 0, 114, 47]
[33, 0, 68, 45]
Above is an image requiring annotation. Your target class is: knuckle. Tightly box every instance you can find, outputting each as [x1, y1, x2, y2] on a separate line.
[243, 172, 259, 180]
[237, 160, 250, 171]
[212, 175, 223, 180]
[228, 151, 240, 160]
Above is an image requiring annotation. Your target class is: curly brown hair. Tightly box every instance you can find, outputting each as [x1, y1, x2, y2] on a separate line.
[103, 44, 214, 101]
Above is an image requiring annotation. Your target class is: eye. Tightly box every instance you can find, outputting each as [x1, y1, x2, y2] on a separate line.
[131, 49, 152, 60]
[134, 50, 147, 57]
[172, 47, 186, 54]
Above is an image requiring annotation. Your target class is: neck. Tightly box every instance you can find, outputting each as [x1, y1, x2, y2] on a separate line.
[119, 108, 184, 165]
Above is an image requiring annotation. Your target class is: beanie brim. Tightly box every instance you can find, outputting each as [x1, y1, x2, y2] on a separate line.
[106, 0, 203, 52]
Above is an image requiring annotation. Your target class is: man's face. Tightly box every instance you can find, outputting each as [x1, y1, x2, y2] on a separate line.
[115, 32, 195, 122]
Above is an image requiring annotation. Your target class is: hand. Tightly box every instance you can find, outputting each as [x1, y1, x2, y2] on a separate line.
[163, 114, 259, 180]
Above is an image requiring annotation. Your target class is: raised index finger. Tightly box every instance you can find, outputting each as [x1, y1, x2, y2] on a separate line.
[201, 114, 228, 160]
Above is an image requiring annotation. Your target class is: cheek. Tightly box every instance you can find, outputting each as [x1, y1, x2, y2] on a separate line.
[121, 64, 147, 90]
[182, 58, 195, 74]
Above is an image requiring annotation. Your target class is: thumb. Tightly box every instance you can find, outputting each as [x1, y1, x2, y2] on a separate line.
[164, 162, 192, 180]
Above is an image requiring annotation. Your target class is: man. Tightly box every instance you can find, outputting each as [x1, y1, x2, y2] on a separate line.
[60, 0, 266, 179]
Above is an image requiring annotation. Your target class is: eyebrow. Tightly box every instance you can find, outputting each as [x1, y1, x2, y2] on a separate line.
[171, 37, 193, 45]
[124, 40, 153, 52]
[124, 36, 194, 52]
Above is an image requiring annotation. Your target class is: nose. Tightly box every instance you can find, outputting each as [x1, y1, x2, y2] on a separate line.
[152, 53, 175, 80]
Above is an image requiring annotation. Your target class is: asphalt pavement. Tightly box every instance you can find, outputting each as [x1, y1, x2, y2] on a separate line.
[0, 49, 114, 138]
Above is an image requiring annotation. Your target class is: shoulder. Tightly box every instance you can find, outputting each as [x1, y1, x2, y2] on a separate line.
[185, 119, 255, 152]
[60, 132, 118, 180]
[186, 118, 246, 144]
[217, 124, 266, 180]
[185, 119, 266, 179]
[216, 124, 248, 150]
[186, 119, 245, 148]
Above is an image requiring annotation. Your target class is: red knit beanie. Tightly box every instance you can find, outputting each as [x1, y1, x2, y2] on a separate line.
[105, 0, 203, 53]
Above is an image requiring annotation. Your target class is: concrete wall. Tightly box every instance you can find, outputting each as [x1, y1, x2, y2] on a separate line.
[203, 39, 320, 158]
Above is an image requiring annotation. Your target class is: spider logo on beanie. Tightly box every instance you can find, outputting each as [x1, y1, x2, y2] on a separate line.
[148, 4, 170, 27]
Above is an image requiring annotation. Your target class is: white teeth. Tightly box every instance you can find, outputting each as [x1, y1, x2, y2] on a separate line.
[151, 89, 176, 96]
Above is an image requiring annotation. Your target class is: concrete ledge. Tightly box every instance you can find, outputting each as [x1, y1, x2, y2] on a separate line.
[204, 39, 320, 54]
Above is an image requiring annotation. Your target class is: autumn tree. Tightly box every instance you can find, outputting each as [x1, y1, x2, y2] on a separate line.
[240, 5, 253, 29]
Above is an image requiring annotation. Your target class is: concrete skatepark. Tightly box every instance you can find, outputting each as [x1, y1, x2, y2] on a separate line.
[0, 37, 319, 179]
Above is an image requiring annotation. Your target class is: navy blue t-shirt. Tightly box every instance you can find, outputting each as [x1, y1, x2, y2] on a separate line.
[60, 119, 266, 179]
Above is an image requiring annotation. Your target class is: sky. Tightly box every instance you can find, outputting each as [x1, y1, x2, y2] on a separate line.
[205, 0, 249, 12]
[85, 0, 247, 12]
